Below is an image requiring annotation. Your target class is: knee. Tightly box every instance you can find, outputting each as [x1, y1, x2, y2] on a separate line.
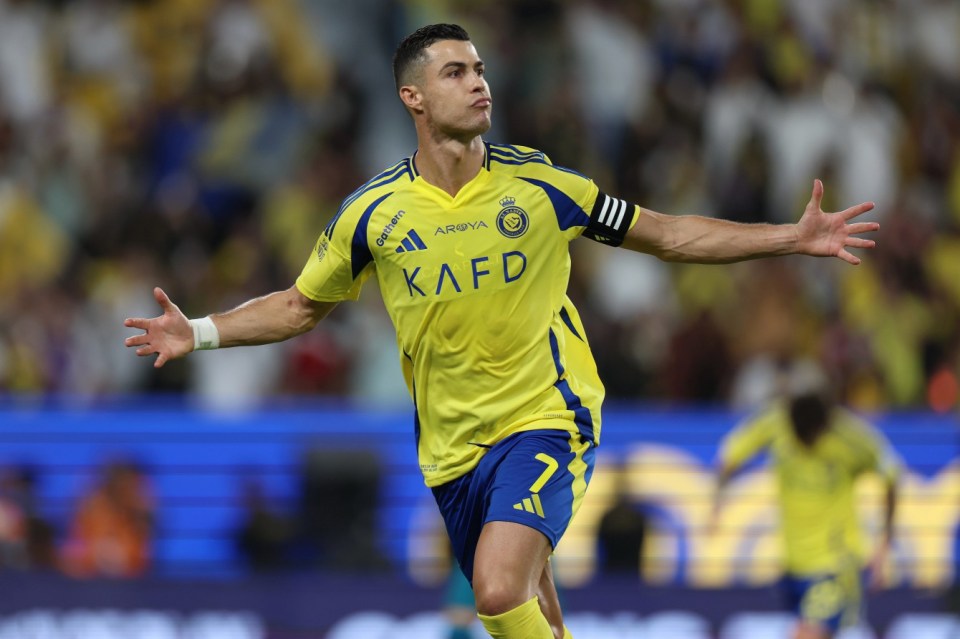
[473, 577, 529, 617]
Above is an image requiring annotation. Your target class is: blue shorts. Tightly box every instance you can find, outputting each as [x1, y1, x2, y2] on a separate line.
[432, 429, 595, 583]
[782, 569, 865, 633]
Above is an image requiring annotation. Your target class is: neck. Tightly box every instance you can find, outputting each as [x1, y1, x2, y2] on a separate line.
[413, 131, 485, 197]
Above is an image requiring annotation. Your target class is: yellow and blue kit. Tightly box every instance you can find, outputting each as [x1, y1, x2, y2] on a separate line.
[296, 142, 637, 575]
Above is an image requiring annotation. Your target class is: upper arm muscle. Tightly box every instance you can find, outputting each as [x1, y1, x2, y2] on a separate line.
[287, 285, 338, 329]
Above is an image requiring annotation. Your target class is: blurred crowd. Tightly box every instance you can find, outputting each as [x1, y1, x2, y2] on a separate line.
[0, 460, 152, 577]
[1, 0, 958, 412]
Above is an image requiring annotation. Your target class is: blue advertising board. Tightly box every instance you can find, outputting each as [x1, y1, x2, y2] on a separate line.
[0, 400, 956, 589]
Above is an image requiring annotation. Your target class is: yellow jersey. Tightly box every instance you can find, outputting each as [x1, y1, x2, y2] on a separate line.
[718, 402, 900, 575]
[296, 143, 639, 487]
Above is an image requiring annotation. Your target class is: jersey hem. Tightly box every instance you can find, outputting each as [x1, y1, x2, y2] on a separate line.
[421, 419, 589, 488]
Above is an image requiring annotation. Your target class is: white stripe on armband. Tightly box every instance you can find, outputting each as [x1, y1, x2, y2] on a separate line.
[189, 317, 220, 350]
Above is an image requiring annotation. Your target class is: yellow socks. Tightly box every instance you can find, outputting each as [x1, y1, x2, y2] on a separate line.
[478, 596, 555, 639]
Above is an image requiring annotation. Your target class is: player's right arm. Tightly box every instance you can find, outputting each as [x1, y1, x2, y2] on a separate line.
[125, 168, 386, 368]
[709, 407, 779, 530]
[123, 285, 337, 368]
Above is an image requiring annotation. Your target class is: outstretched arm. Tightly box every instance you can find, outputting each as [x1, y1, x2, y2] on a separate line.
[867, 474, 899, 589]
[707, 463, 737, 534]
[621, 179, 878, 264]
[123, 286, 337, 368]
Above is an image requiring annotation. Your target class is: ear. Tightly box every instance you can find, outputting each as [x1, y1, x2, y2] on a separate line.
[399, 85, 424, 114]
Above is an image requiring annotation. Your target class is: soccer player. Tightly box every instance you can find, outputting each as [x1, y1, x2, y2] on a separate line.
[124, 23, 880, 639]
[712, 390, 899, 639]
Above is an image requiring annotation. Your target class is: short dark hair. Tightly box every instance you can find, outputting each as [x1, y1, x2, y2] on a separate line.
[788, 392, 831, 447]
[392, 23, 470, 91]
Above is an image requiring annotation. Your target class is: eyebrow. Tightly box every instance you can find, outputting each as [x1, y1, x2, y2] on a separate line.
[438, 60, 485, 75]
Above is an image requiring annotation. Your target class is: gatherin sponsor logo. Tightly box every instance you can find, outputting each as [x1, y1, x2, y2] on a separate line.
[376, 210, 406, 246]
[395, 229, 428, 253]
[496, 196, 529, 238]
[434, 220, 489, 235]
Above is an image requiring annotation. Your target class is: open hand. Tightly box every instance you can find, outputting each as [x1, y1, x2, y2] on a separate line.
[123, 287, 193, 368]
[795, 179, 879, 265]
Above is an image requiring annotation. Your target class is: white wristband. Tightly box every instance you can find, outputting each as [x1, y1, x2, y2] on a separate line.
[189, 317, 220, 351]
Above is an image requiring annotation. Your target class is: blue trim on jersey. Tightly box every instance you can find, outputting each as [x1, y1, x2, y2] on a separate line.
[559, 307, 583, 341]
[404, 350, 421, 448]
[548, 329, 595, 443]
[409, 152, 420, 177]
[351, 191, 393, 279]
[519, 177, 591, 231]
[342, 159, 408, 211]
[413, 392, 421, 449]
[326, 160, 411, 239]
[551, 164, 589, 178]
[489, 143, 545, 161]
[488, 151, 547, 166]
[488, 151, 587, 180]
[488, 144, 589, 179]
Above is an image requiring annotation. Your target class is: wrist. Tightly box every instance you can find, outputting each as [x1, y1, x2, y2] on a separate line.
[189, 316, 220, 350]
[791, 223, 802, 255]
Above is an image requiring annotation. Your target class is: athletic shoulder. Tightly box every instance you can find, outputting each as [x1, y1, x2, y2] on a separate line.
[324, 157, 415, 241]
[830, 408, 901, 475]
[831, 408, 882, 444]
[486, 142, 589, 183]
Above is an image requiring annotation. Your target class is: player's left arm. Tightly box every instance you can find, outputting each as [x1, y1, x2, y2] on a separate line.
[866, 464, 899, 589]
[848, 412, 901, 587]
[621, 179, 878, 265]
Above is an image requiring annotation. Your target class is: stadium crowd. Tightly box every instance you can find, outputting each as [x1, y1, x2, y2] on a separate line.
[0, 0, 958, 413]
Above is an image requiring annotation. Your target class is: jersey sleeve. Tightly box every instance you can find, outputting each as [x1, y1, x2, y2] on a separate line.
[837, 411, 902, 482]
[718, 406, 780, 472]
[295, 202, 375, 302]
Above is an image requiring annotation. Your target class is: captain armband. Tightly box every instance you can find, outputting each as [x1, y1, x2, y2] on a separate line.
[582, 191, 636, 247]
[189, 316, 220, 351]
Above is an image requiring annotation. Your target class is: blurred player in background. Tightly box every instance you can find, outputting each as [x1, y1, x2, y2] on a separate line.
[124, 23, 879, 639]
[712, 388, 900, 639]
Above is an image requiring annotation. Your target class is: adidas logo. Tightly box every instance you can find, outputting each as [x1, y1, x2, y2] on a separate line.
[513, 494, 545, 518]
[395, 229, 427, 253]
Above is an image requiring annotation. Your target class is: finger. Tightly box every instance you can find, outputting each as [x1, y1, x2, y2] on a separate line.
[837, 249, 861, 265]
[154, 287, 175, 312]
[845, 237, 875, 249]
[809, 179, 824, 210]
[135, 345, 156, 357]
[124, 318, 150, 329]
[841, 201, 875, 220]
[125, 334, 151, 347]
[845, 221, 880, 235]
[155, 353, 168, 368]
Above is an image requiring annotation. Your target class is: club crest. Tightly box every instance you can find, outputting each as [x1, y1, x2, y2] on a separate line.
[496, 196, 529, 238]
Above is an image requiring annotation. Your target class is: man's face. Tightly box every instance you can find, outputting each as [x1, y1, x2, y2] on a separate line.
[413, 39, 492, 139]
